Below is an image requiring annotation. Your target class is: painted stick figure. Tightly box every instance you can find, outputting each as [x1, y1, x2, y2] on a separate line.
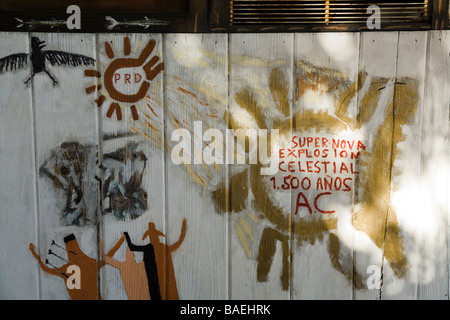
[29, 234, 121, 300]
[100, 235, 150, 300]
[124, 218, 187, 300]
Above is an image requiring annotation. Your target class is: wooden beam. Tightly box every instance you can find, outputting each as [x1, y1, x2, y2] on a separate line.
[430, 0, 449, 29]
[186, 0, 208, 32]
[0, 0, 187, 13]
[208, 0, 231, 28]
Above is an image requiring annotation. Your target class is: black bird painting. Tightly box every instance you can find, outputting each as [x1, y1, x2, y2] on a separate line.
[0, 36, 95, 86]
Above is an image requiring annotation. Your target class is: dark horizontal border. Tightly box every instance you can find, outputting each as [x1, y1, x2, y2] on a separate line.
[0, 299, 444, 317]
[0, 11, 188, 33]
[0, 0, 447, 33]
[0, 0, 186, 13]
[210, 22, 433, 33]
[0, 12, 435, 33]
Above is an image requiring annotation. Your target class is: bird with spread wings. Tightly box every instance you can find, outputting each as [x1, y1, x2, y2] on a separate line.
[0, 36, 95, 86]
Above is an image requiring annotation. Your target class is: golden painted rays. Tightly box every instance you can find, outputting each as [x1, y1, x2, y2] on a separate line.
[85, 36, 164, 121]
[211, 64, 419, 290]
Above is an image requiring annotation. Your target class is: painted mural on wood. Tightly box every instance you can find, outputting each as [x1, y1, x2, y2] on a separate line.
[0, 32, 448, 300]
[85, 36, 163, 121]
[29, 234, 106, 300]
[36, 36, 418, 294]
[40, 140, 149, 224]
[149, 40, 419, 292]
[29, 220, 186, 300]
[0, 36, 94, 85]
[206, 66, 417, 290]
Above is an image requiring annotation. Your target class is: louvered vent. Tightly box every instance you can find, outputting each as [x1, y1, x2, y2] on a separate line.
[230, 0, 429, 25]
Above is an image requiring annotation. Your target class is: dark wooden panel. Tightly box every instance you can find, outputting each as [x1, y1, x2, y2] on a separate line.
[430, 0, 449, 29]
[0, 0, 186, 13]
[0, 0, 446, 32]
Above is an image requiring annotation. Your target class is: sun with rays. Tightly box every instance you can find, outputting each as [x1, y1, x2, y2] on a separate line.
[84, 36, 164, 121]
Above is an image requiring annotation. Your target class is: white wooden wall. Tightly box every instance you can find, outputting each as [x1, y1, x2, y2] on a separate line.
[0, 31, 448, 300]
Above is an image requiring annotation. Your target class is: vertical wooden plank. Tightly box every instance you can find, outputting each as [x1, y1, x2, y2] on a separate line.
[229, 33, 293, 299]
[186, 0, 208, 32]
[0, 32, 38, 299]
[208, 0, 231, 29]
[431, 0, 449, 30]
[164, 33, 229, 299]
[31, 33, 99, 300]
[95, 33, 166, 300]
[418, 30, 450, 299]
[292, 32, 360, 299]
[380, 32, 428, 300]
[352, 32, 400, 300]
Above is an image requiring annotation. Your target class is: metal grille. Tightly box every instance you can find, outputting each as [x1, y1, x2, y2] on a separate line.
[230, 0, 429, 25]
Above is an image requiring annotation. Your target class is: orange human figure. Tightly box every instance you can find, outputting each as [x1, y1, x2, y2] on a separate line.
[100, 235, 150, 300]
[125, 219, 187, 300]
[143, 219, 187, 300]
[29, 233, 121, 300]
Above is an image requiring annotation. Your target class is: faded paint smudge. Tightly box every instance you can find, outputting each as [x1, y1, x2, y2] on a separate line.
[39, 142, 91, 226]
[40, 140, 150, 224]
[103, 142, 148, 220]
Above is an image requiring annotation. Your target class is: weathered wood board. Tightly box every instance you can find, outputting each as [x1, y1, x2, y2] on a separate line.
[291, 33, 361, 299]
[352, 31, 401, 300]
[0, 33, 38, 299]
[380, 31, 428, 300]
[0, 31, 448, 300]
[95, 33, 167, 300]
[164, 33, 229, 299]
[292, 32, 360, 300]
[229, 33, 293, 299]
[31, 33, 99, 300]
[418, 30, 450, 299]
